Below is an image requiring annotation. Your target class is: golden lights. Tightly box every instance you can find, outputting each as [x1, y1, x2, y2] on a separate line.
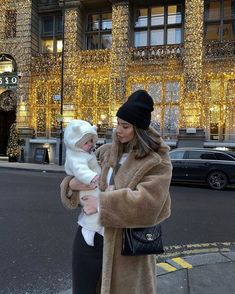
[1, 0, 235, 141]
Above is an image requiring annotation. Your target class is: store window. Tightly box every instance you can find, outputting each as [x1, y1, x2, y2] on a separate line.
[79, 82, 110, 129]
[33, 80, 61, 138]
[41, 14, 63, 53]
[224, 79, 235, 140]
[132, 81, 180, 139]
[5, 10, 17, 38]
[204, 79, 235, 141]
[204, 0, 235, 41]
[134, 3, 183, 47]
[85, 12, 112, 50]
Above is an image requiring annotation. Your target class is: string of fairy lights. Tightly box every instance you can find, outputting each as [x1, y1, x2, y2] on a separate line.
[1, 0, 235, 140]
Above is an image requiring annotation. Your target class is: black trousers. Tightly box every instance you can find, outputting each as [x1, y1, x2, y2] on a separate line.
[72, 226, 103, 294]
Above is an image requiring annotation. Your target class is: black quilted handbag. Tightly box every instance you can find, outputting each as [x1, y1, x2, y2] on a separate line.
[121, 224, 164, 256]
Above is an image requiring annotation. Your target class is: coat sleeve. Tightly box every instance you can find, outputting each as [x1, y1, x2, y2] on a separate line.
[99, 161, 172, 228]
[60, 175, 80, 209]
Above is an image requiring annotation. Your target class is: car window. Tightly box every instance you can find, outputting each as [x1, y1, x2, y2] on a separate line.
[227, 152, 235, 159]
[170, 150, 185, 159]
[187, 151, 203, 159]
[200, 153, 216, 160]
[188, 151, 217, 160]
[215, 153, 234, 161]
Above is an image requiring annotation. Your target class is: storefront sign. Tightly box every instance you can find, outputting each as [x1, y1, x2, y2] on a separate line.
[186, 128, 196, 134]
[0, 74, 18, 89]
[34, 148, 50, 164]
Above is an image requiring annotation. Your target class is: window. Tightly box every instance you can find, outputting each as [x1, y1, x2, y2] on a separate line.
[41, 14, 63, 53]
[5, 10, 17, 38]
[132, 81, 180, 140]
[170, 150, 185, 159]
[215, 152, 234, 160]
[187, 151, 203, 159]
[204, 79, 235, 141]
[85, 12, 112, 50]
[200, 152, 217, 159]
[204, 0, 235, 41]
[134, 4, 183, 47]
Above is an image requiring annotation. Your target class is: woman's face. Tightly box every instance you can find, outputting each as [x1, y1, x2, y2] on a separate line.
[116, 118, 135, 143]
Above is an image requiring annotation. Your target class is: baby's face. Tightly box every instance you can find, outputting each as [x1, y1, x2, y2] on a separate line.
[81, 138, 94, 153]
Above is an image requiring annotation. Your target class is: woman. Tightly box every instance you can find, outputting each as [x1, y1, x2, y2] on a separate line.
[61, 89, 172, 294]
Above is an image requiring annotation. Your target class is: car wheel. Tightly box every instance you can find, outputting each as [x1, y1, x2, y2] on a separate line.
[207, 171, 228, 190]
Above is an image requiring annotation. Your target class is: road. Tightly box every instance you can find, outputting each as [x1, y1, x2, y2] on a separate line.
[164, 183, 235, 246]
[0, 169, 235, 293]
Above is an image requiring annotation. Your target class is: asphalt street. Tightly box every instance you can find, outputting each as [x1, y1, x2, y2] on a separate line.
[163, 183, 235, 246]
[0, 169, 76, 293]
[0, 167, 235, 293]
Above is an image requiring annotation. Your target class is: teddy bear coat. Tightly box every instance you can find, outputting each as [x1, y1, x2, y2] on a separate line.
[60, 128, 172, 294]
[97, 130, 172, 294]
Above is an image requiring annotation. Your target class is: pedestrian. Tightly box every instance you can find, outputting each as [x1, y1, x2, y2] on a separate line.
[60, 89, 172, 294]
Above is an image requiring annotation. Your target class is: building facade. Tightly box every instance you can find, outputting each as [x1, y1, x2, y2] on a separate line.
[0, 0, 235, 163]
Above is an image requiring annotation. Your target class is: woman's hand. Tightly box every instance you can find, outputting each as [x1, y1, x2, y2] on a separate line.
[82, 195, 98, 215]
[69, 177, 95, 191]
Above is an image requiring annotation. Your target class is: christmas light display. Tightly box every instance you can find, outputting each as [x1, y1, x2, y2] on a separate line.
[0, 0, 234, 142]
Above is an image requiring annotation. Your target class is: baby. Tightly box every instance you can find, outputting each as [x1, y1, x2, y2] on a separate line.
[64, 119, 102, 246]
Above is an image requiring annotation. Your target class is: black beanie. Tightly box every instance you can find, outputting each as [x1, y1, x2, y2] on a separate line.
[116, 90, 154, 130]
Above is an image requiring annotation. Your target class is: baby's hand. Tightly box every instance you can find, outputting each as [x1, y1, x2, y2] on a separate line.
[91, 175, 99, 183]
[106, 185, 114, 192]
[90, 175, 99, 189]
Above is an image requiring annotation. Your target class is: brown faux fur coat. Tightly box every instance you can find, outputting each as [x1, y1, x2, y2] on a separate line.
[60, 128, 172, 294]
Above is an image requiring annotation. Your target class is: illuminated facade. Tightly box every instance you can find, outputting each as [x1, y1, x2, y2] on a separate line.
[0, 0, 235, 163]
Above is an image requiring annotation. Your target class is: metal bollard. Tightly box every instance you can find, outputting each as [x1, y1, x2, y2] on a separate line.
[19, 147, 25, 163]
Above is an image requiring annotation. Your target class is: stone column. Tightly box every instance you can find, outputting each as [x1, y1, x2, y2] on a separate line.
[15, 0, 34, 162]
[55, 0, 82, 164]
[16, 0, 32, 119]
[182, 0, 204, 128]
[110, 0, 131, 112]
[61, 0, 82, 104]
[0, 2, 6, 39]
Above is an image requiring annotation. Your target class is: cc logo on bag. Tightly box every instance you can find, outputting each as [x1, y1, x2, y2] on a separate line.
[146, 233, 154, 241]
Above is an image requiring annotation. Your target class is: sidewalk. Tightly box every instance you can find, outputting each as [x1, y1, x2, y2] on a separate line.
[1, 161, 235, 294]
[59, 244, 235, 294]
[0, 160, 65, 173]
[156, 243, 235, 294]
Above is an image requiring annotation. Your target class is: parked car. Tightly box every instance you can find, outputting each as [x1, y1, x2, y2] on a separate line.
[169, 148, 235, 190]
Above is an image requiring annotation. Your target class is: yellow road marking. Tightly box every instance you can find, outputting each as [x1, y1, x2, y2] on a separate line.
[172, 257, 193, 269]
[157, 262, 177, 272]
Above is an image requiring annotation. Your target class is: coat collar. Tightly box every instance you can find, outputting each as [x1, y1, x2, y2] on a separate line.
[115, 151, 162, 189]
[98, 146, 162, 191]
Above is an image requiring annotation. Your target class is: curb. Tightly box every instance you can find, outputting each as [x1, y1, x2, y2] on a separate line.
[157, 241, 235, 261]
[0, 163, 65, 174]
[156, 242, 235, 276]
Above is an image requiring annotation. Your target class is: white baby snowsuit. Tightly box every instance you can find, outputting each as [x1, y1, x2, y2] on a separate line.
[64, 119, 102, 246]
